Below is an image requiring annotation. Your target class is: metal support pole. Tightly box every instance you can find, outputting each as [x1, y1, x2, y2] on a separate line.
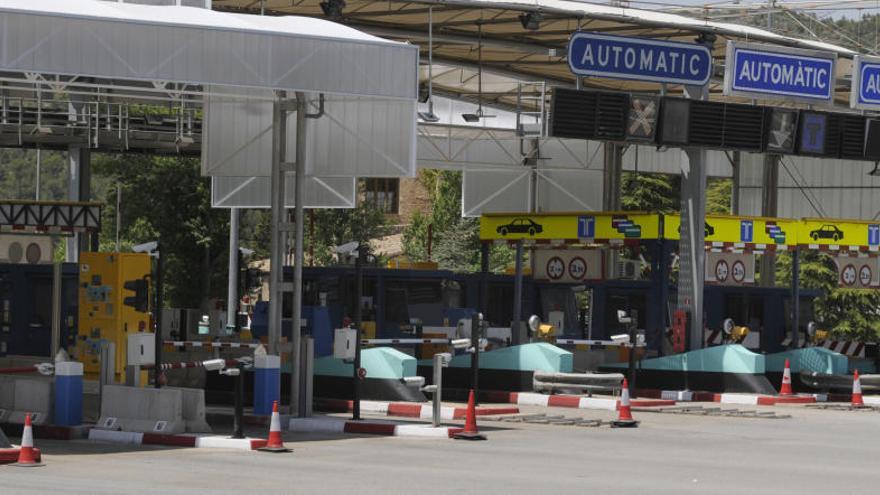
[352, 246, 365, 420]
[154, 244, 164, 388]
[432, 353, 443, 427]
[67, 146, 90, 262]
[268, 91, 287, 355]
[730, 151, 741, 215]
[511, 241, 524, 345]
[232, 365, 244, 439]
[603, 143, 623, 279]
[627, 311, 638, 392]
[227, 208, 239, 334]
[115, 184, 122, 252]
[479, 243, 489, 321]
[470, 313, 481, 405]
[791, 248, 801, 349]
[679, 148, 707, 351]
[35, 148, 41, 201]
[50, 260, 61, 359]
[291, 92, 308, 417]
[760, 154, 780, 287]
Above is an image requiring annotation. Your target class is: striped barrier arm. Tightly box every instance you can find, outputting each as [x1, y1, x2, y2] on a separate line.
[163, 341, 262, 349]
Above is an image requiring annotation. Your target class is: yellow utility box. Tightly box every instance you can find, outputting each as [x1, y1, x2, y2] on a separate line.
[75, 252, 152, 381]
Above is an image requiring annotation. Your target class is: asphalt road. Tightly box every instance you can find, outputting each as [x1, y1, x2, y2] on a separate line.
[2, 404, 877, 495]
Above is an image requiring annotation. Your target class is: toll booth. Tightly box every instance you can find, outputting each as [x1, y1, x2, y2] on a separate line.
[0, 263, 79, 357]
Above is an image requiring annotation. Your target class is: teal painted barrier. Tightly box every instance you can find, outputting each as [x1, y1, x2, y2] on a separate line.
[604, 344, 765, 373]
[765, 348, 848, 374]
[314, 347, 416, 380]
[849, 358, 877, 374]
[419, 343, 573, 373]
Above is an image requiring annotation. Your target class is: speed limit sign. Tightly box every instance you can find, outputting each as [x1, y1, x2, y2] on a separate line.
[859, 265, 873, 287]
[841, 264, 857, 286]
[732, 261, 746, 283]
[546, 256, 565, 280]
[568, 256, 587, 281]
[714, 260, 729, 282]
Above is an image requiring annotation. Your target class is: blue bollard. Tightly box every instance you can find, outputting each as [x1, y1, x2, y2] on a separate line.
[54, 361, 83, 426]
[253, 354, 280, 416]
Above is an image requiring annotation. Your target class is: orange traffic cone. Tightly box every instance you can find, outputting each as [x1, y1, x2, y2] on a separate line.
[11, 413, 43, 467]
[453, 390, 486, 440]
[612, 378, 638, 428]
[852, 370, 865, 408]
[779, 359, 794, 396]
[257, 401, 291, 453]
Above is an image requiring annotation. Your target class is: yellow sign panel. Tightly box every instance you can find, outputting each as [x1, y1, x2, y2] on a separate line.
[663, 215, 797, 246]
[481, 212, 880, 250]
[479, 212, 661, 241]
[798, 218, 880, 248]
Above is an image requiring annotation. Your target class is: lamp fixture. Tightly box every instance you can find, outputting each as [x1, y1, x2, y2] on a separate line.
[320, 0, 346, 19]
[519, 12, 543, 31]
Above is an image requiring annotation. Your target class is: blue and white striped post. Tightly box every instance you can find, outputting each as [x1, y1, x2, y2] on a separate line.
[54, 361, 83, 426]
[253, 354, 280, 416]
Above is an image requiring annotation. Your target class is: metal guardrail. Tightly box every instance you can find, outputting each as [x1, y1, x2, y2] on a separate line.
[532, 371, 624, 394]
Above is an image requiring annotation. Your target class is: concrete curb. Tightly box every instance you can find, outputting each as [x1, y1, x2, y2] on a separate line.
[481, 391, 675, 411]
[0, 447, 41, 464]
[639, 389, 821, 405]
[315, 399, 519, 420]
[88, 429, 268, 450]
[289, 417, 461, 439]
[0, 422, 91, 440]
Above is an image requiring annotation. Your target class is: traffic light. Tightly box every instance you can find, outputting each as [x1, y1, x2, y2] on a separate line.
[123, 277, 149, 313]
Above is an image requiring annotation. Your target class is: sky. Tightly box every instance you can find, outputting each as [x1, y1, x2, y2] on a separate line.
[619, 1, 878, 20]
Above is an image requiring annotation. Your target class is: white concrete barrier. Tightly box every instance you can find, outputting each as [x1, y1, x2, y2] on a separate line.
[1, 377, 53, 425]
[167, 387, 211, 433]
[97, 385, 185, 434]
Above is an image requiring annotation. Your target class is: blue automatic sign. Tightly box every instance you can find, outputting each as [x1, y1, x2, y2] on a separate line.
[724, 41, 835, 102]
[852, 55, 880, 110]
[568, 32, 712, 86]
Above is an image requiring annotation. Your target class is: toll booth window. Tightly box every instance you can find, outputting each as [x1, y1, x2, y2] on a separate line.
[30, 279, 52, 328]
[363, 178, 399, 214]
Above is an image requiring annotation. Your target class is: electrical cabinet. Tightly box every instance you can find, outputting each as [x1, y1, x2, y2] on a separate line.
[333, 328, 356, 360]
[75, 252, 151, 379]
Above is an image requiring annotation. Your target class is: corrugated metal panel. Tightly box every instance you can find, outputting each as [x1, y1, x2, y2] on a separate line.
[418, 133, 604, 171]
[622, 146, 733, 178]
[738, 154, 880, 220]
[535, 169, 604, 212]
[0, 1, 418, 99]
[211, 176, 355, 208]
[203, 88, 416, 177]
[462, 169, 530, 217]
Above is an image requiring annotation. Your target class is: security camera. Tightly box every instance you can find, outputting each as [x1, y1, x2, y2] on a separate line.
[239, 247, 255, 257]
[528, 315, 541, 334]
[722, 318, 735, 335]
[617, 310, 632, 324]
[202, 358, 226, 372]
[132, 241, 158, 254]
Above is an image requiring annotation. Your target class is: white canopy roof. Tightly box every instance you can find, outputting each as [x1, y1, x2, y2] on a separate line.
[0, 0, 418, 99]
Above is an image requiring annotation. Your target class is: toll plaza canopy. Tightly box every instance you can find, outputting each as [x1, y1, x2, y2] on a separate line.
[0, 0, 418, 100]
[214, 0, 856, 108]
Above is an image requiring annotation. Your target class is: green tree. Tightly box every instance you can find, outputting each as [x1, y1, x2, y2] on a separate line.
[92, 153, 229, 310]
[706, 178, 732, 215]
[776, 250, 880, 340]
[621, 171, 680, 213]
[402, 169, 515, 273]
